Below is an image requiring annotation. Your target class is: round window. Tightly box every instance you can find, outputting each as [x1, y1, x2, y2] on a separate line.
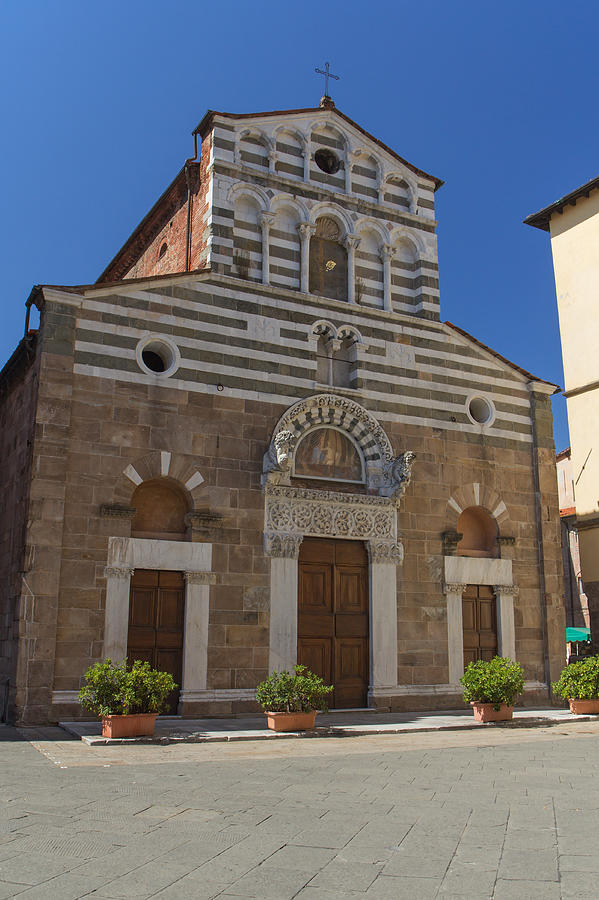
[467, 396, 494, 426]
[314, 148, 341, 174]
[136, 335, 180, 378]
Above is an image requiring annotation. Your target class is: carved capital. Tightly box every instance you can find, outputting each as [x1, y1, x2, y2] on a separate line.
[104, 566, 134, 580]
[264, 532, 303, 559]
[442, 531, 463, 556]
[494, 584, 519, 598]
[368, 540, 404, 564]
[100, 504, 136, 519]
[345, 234, 361, 251]
[185, 511, 223, 535]
[260, 212, 275, 230]
[297, 222, 316, 240]
[380, 243, 395, 262]
[184, 571, 217, 585]
[443, 582, 468, 595]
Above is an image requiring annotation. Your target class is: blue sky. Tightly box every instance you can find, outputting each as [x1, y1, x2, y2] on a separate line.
[1, 0, 595, 452]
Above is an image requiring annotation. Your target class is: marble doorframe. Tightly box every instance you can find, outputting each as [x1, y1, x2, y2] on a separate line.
[443, 555, 517, 684]
[264, 486, 404, 702]
[103, 537, 214, 704]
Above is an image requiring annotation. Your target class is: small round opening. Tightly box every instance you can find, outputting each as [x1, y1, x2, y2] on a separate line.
[314, 148, 341, 174]
[468, 397, 493, 425]
[142, 349, 166, 373]
[136, 336, 179, 377]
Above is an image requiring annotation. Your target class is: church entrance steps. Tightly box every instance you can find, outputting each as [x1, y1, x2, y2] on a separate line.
[59, 707, 587, 746]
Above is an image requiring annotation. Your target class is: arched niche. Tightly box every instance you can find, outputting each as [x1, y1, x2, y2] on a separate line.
[269, 202, 302, 289]
[131, 478, 190, 541]
[309, 216, 348, 301]
[233, 194, 262, 280]
[294, 426, 364, 484]
[351, 152, 380, 201]
[355, 227, 384, 308]
[384, 176, 412, 211]
[457, 506, 499, 558]
[238, 131, 270, 169]
[274, 128, 305, 180]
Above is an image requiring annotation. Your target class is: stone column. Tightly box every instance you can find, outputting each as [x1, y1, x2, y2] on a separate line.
[298, 223, 315, 294]
[260, 213, 275, 286]
[368, 541, 403, 692]
[444, 582, 467, 684]
[302, 147, 310, 182]
[265, 532, 303, 673]
[103, 566, 134, 661]
[381, 244, 395, 312]
[344, 153, 354, 193]
[181, 571, 216, 697]
[345, 235, 360, 304]
[495, 584, 518, 661]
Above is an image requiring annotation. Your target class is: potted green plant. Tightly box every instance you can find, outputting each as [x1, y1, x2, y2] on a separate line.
[460, 656, 525, 722]
[553, 656, 599, 714]
[78, 658, 177, 738]
[256, 665, 333, 731]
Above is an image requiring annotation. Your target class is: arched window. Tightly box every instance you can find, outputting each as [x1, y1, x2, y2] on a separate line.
[457, 506, 498, 558]
[355, 228, 384, 308]
[331, 337, 354, 388]
[131, 479, 189, 541]
[309, 216, 348, 301]
[294, 427, 364, 483]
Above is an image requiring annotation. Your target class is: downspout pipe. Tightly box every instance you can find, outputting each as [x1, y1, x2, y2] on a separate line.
[184, 131, 199, 273]
[529, 385, 552, 699]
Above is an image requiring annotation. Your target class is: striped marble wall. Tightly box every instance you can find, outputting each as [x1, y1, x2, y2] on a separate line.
[71, 275, 535, 449]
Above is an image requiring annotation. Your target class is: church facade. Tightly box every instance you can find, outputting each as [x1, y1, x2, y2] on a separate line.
[0, 99, 565, 724]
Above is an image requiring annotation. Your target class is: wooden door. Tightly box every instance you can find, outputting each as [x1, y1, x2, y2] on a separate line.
[298, 539, 368, 708]
[127, 570, 184, 714]
[462, 584, 497, 666]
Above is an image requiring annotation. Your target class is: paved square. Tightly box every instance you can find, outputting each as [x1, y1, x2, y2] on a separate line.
[1, 722, 599, 897]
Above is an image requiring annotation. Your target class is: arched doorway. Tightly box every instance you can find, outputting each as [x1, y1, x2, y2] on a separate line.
[127, 478, 190, 713]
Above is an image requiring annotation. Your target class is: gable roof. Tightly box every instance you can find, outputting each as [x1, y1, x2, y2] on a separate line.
[524, 174, 599, 231]
[445, 321, 560, 391]
[196, 104, 444, 190]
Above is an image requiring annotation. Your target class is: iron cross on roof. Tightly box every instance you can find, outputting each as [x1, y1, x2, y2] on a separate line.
[315, 61, 339, 97]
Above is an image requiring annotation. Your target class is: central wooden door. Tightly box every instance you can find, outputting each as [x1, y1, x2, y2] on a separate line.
[462, 584, 498, 666]
[127, 570, 184, 715]
[298, 538, 369, 709]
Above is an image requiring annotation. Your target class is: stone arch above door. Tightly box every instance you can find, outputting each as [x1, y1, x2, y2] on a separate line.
[262, 393, 415, 498]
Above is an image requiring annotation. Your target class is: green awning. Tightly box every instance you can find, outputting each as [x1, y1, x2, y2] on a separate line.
[566, 627, 591, 642]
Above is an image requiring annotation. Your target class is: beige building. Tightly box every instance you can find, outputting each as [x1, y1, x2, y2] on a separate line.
[0, 98, 565, 725]
[526, 178, 599, 640]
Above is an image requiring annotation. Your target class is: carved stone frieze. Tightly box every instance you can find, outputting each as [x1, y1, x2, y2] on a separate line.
[104, 566, 134, 580]
[264, 532, 304, 559]
[443, 582, 468, 595]
[494, 584, 519, 598]
[368, 541, 404, 564]
[265, 485, 396, 542]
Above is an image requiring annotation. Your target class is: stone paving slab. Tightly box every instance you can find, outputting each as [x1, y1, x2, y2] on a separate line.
[5, 722, 599, 898]
[59, 706, 591, 745]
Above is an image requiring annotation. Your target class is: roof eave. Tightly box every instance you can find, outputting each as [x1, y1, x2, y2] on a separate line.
[524, 174, 599, 231]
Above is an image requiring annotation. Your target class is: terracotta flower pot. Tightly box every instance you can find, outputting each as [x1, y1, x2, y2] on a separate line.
[101, 713, 158, 738]
[471, 702, 514, 723]
[265, 711, 317, 732]
[568, 699, 599, 715]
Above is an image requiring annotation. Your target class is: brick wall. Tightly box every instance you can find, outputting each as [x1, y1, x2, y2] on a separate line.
[0, 335, 39, 720]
